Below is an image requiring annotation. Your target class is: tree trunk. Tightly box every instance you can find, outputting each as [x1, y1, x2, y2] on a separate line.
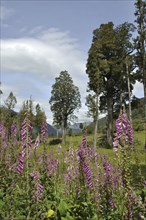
[143, 38, 146, 133]
[143, 70, 146, 128]
[107, 95, 113, 147]
[126, 58, 132, 123]
[62, 120, 67, 145]
[93, 95, 99, 150]
[56, 129, 59, 139]
[94, 119, 98, 150]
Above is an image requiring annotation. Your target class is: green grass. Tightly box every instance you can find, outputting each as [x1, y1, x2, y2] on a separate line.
[33, 131, 146, 191]
[134, 130, 146, 150]
[45, 131, 146, 181]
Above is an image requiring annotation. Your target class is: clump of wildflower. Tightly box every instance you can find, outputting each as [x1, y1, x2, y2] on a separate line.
[21, 115, 33, 149]
[31, 171, 43, 201]
[11, 124, 17, 140]
[77, 135, 93, 190]
[0, 122, 8, 145]
[41, 121, 48, 143]
[47, 154, 59, 176]
[34, 135, 40, 150]
[113, 112, 133, 150]
[82, 159, 93, 189]
[17, 150, 25, 174]
[81, 134, 87, 147]
[17, 113, 33, 174]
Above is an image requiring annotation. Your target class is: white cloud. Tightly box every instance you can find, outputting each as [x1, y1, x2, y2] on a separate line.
[1, 28, 88, 124]
[1, 29, 86, 82]
[133, 81, 144, 98]
[0, 6, 14, 21]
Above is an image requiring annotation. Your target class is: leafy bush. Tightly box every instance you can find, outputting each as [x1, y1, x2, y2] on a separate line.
[49, 138, 62, 145]
[133, 119, 144, 131]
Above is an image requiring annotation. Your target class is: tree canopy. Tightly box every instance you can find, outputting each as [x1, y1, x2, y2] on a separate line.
[86, 22, 135, 146]
[49, 70, 81, 144]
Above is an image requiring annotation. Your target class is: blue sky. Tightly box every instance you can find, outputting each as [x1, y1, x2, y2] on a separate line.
[1, 0, 143, 124]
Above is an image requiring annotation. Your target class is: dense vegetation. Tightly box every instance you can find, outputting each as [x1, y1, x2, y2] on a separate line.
[0, 111, 146, 219]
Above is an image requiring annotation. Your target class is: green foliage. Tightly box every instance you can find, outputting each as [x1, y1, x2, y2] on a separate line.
[0, 92, 17, 137]
[49, 138, 62, 145]
[133, 119, 144, 131]
[134, 0, 146, 82]
[4, 92, 17, 110]
[18, 99, 35, 132]
[68, 128, 73, 137]
[86, 21, 135, 146]
[35, 103, 47, 132]
[86, 123, 94, 135]
[86, 93, 98, 122]
[49, 71, 81, 126]
[49, 70, 81, 144]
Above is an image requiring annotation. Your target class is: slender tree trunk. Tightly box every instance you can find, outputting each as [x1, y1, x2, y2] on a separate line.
[107, 95, 113, 146]
[93, 95, 98, 150]
[56, 129, 59, 139]
[143, 69, 146, 128]
[62, 120, 66, 145]
[143, 40, 146, 132]
[126, 58, 132, 123]
[94, 119, 98, 150]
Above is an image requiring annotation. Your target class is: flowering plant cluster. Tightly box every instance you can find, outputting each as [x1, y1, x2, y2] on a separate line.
[0, 111, 145, 219]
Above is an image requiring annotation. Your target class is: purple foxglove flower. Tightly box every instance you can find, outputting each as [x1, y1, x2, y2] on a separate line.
[34, 135, 40, 150]
[83, 160, 93, 189]
[114, 112, 133, 147]
[0, 122, 8, 144]
[41, 121, 48, 143]
[21, 115, 32, 149]
[81, 134, 87, 147]
[47, 155, 59, 177]
[31, 171, 43, 200]
[17, 150, 25, 174]
[77, 138, 93, 190]
[31, 171, 37, 180]
[11, 124, 17, 138]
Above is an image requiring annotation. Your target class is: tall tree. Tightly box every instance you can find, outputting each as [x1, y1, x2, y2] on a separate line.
[3, 92, 17, 137]
[86, 93, 99, 149]
[49, 71, 81, 144]
[35, 103, 46, 132]
[4, 92, 17, 110]
[115, 22, 135, 121]
[86, 22, 135, 146]
[134, 0, 146, 122]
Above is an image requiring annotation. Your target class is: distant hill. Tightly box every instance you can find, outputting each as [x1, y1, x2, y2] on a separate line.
[47, 123, 57, 137]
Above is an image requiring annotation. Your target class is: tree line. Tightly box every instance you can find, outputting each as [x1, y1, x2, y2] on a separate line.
[0, 92, 46, 140]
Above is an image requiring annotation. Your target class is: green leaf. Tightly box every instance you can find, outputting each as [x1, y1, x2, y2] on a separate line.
[58, 200, 68, 217]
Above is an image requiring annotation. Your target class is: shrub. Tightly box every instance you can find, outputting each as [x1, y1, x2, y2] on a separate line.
[49, 138, 62, 145]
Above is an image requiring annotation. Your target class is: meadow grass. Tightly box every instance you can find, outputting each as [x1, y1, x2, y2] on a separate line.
[46, 131, 146, 184]
[47, 131, 145, 158]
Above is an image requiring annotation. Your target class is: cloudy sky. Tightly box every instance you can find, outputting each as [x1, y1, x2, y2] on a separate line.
[1, 0, 144, 124]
